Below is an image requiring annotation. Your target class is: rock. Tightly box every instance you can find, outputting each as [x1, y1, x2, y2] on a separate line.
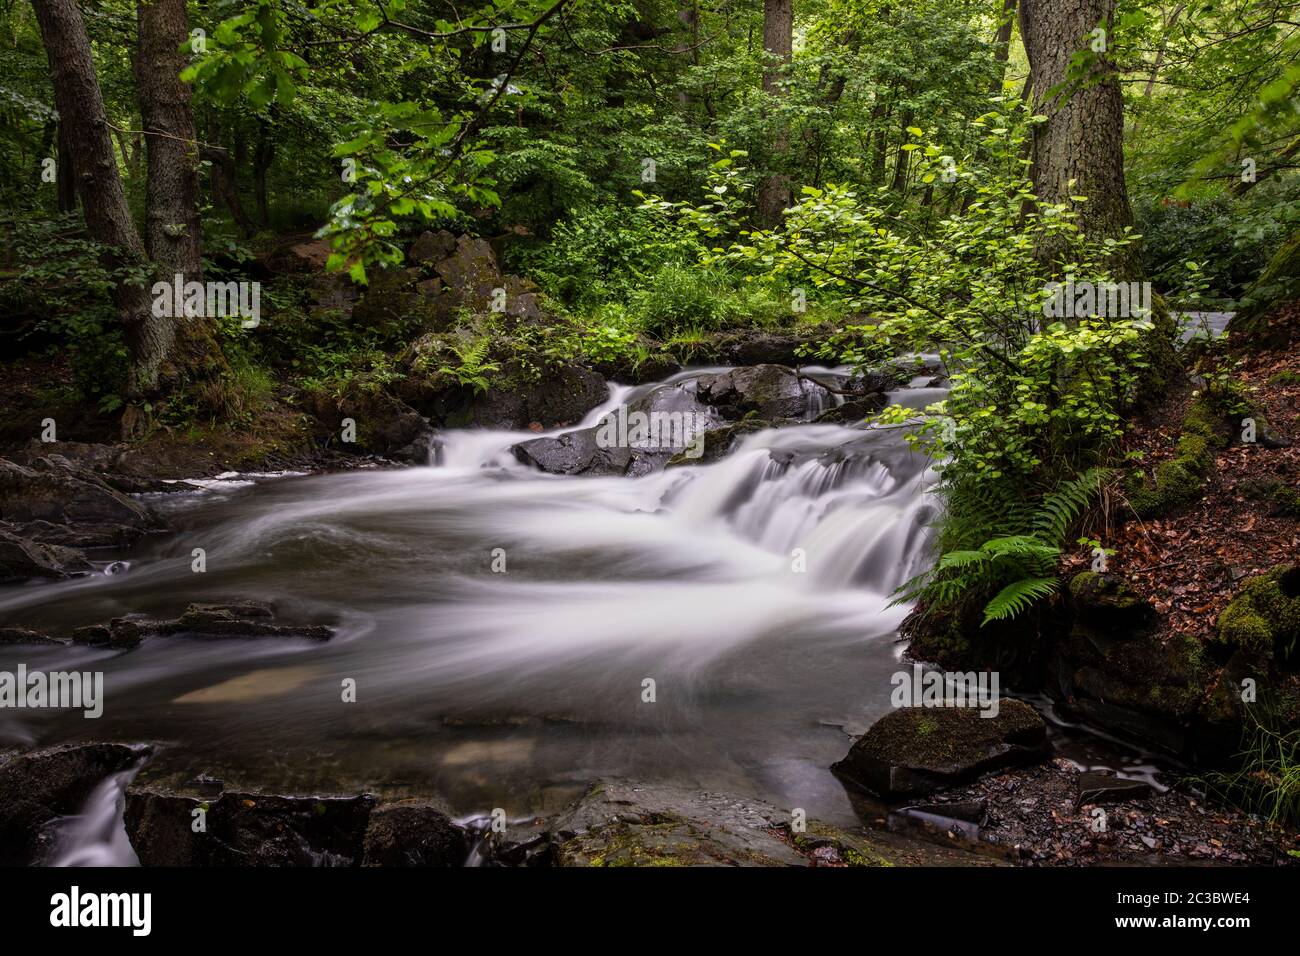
[361, 804, 467, 867]
[263, 237, 333, 274]
[696, 365, 830, 421]
[831, 701, 1049, 799]
[0, 626, 65, 646]
[0, 743, 150, 865]
[409, 229, 458, 265]
[716, 332, 818, 366]
[814, 396, 888, 425]
[433, 235, 500, 303]
[550, 781, 901, 867]
[408, 360, 608, 431]
[0, 457, 151, 538]
[513, 429, 638, 477]
[1074, 772, 1153, 809]
[513, 382, 721, 477]
[667, 420, 770, 467]
[1215, 564, 1300, 667]
[1068, 571, 1158, 638]
[0, 529, 91, 582]
[125, 788, 375, 866]
[157, 602, 332, 642]
[12, 518, 142, 549]
[305, 389, 434, 460]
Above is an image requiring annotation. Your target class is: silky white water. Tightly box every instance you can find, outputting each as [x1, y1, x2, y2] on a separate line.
[1, 367, 942, 850]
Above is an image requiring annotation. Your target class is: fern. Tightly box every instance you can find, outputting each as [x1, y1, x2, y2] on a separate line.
[896, 467, 1112, 626]
[437, 336, 500, 394]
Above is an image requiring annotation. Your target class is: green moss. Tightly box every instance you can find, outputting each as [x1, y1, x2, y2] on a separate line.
[1268, 370, 1300, 387]
[1215, 566, 1300, 663]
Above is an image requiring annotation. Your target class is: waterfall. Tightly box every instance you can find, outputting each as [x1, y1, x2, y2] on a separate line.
[48, 759, 145, 867]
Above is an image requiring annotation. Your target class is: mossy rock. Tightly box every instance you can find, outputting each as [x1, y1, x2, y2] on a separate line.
[1215, 565, 1300, 666]
[1233, 231, 1300, 340]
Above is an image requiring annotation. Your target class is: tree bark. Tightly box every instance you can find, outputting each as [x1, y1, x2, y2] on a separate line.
[32, 0, 171, 435]
[56, 122, 77, 212]
[1019, 0, 1135, 274]
[135, 0, 202, 279]
[756, 0, 794, 227]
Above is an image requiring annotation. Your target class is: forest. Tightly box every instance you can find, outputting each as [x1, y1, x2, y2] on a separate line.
[0, 0, 1298, 894]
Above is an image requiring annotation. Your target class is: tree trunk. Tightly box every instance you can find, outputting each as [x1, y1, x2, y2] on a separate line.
[56, 123, 77, 212]
[253, 121, 275, 227]
[32, 0, 170, 436]
[890, 107, 915, 192]
[204, 115, 257, 236]
[1019, 0, 1134, 273]
[756, 0, 794, 227]
[135, 0, 202, 279]
[989, 0, 1018, 94]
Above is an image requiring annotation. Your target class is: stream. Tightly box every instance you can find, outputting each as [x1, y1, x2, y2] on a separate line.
[0, 365, 1163, 865]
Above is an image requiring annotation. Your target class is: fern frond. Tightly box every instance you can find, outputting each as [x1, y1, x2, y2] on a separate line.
[981, 577, 1058, 624]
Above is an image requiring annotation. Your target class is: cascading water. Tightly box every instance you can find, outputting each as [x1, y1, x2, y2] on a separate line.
[0, 366, 942, 841]
[48, 758, 145, 867]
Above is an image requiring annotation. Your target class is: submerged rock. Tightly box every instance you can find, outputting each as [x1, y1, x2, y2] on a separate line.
[70, 602, 332, 650]
[831, 701, 1049, 799]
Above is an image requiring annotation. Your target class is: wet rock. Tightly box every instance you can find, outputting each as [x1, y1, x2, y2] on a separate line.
[305, 389, 434, 460]
[125, 788, 375, 866]
[0, 529, 91, 582]
[13, 518, 142, 549]
[667, 420, 770, 467]
[814, 396, 888, 425]
[362, 804, 467, 867]
[0, 743, 151, 865]
[832, 701, 1050, 799]
[0, 625, 65, 646]
[0, 457, 151, 538]
[1074, 772, 1153, 809]
[157, 602, 332, 641]
[550, 782, 833, 866]
[513, 429, 638, 477]
[514, 383, 721, 477]
[696, 365, 829, 421]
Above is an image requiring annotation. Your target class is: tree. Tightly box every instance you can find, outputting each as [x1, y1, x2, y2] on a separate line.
[32, 0, 162, 436]
[135, 0, 202, 279]
[1019, 0, 1134, 271]
[756, 0, 794, 227]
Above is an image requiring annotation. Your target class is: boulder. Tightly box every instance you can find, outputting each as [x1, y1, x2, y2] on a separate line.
[513, 382, 721, 477]
[0, 743, 151, 865]
[125, 788, 375, 866]
[0, 457, 151, 539]
[409, 229, 458, 265]
[831, 700, 1049, 799]
[361, 803, 467, 867]
[0, 529, 91, 582]
[696, 365, 830, 421]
